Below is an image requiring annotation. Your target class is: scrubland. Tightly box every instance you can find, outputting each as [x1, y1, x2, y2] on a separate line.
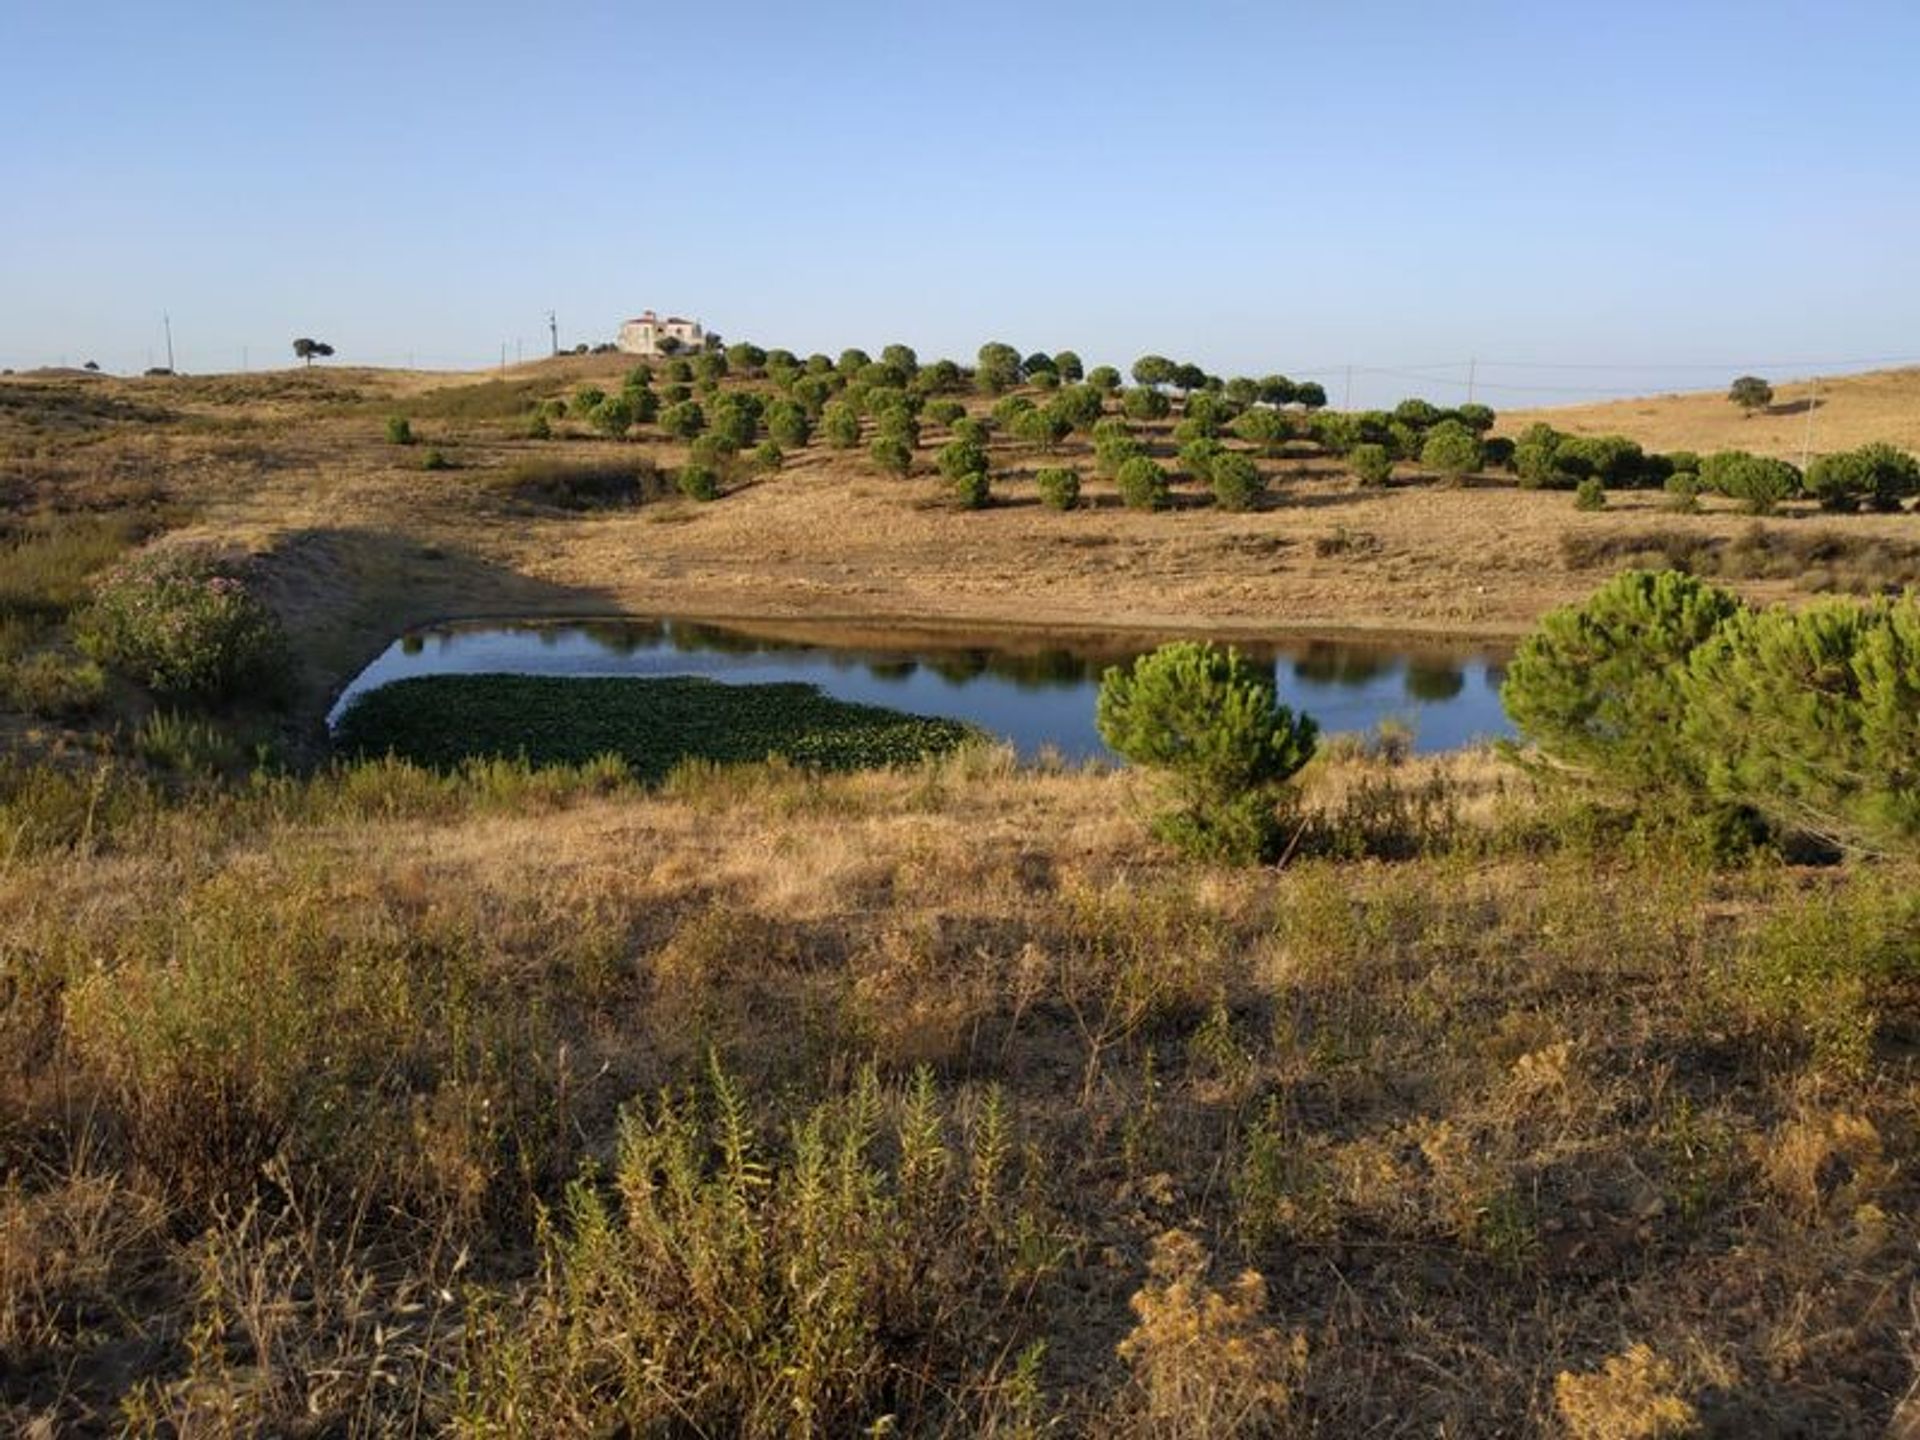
[5, 359, 1920, 1435]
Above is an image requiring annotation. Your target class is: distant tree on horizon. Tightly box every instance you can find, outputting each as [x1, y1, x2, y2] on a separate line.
[1728, 375, 1774, 417]
[292, 337, 335, 367]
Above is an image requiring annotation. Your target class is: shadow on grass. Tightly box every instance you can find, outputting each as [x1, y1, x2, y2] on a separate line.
[254, 525, 623, 744]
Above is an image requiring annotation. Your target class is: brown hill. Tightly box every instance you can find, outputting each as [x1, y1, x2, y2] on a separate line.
[1501, 366, 1920, 460]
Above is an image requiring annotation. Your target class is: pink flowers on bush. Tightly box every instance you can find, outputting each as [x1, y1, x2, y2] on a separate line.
[79, 545, 289, 704]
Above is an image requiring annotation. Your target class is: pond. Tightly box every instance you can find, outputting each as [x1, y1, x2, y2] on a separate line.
[330, 618, 1515, 760]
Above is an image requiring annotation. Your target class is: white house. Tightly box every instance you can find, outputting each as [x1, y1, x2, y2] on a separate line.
[616, 310, 706, 357]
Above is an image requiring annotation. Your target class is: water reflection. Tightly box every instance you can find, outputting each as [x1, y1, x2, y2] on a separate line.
[330, 617, 1515, 759]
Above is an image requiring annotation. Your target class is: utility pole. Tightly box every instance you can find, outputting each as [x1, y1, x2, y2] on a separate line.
[163, 313, 175, 372]
[499, 343, 506, 376]
[547, 310, 558, 357]
[515, 339, 523, 366]
[1800, 376, 1820, 473]
[1466, 357, 1477, 405]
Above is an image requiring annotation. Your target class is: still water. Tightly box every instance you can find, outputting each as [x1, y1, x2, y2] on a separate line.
[330, 618, 1514, 759]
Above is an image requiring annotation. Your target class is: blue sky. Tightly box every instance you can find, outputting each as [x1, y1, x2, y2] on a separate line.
[5, 0, 1917, 405]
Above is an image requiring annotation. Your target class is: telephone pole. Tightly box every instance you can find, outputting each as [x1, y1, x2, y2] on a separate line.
[1800, 376, 1820, 473]
[547, 310, 558, 357]
[1465, 357, 1477, 405]
[163, 313, 175, 372]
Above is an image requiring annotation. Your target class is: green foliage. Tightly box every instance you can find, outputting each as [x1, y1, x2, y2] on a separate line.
[1703, 451, 1801, 514]
[1094, 422, 1144, 477]
[1348, 442, 1393, 487]
[1096, 641, 1318, 863]
[384, 414, 414, 445]
[751, 440, 783, 472]
[1035, 467, 1081, 511]
[708, 396, 758, 451]
[1123, 386, 1172, 422]
[337, 674, 979, 778]
[4, 648, 107, 718]
[1116, 456, 1171, 512]
[1049, 384, 1105, 433]
[420, 447, 451, 471]
[1131, 355, 1176, 387]
[1420, 420, 1484, 483]
[1087, 364, 1122, 392]
[1665, 471, 1701, 513]
[1573, 477, 1608, 511]
[1178, 437, 1224, 483]
[950, 468, 991, 510]
[821, 401, 861, 448]
[678, 464, 720, 501]
[724, 341, 766, 374]
[765, 398, 812, 448]
[661, 400, 706, 440]
[1053, 350, 1084, 383]
[975, 341, 1022, 394]
[1454, 403, 1496, 434]
[1501, 570, 1742, 794]
[925, 398, 967, 429]
[525, 411, 552, 440]
[1232, 407, 1291, 457]
[1806, 443, 1920, 513]
[1682, 596, 1920, 852]
[79, 545, 289, 706]
[1210, 452, 1266, 511]
[572, 384, 607, 417]
[454, 1065, 1047, 1437]
[869, 435, 914, 478]
[937, 436, 989, 482]
[591, 393, 633, 438]
[1728, 375, 1774, 415]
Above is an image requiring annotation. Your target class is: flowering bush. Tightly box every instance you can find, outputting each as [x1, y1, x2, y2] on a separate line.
[79, 545, 289, 705]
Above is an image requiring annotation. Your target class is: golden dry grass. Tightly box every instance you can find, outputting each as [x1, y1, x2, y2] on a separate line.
[1502, 366, 1920, 461]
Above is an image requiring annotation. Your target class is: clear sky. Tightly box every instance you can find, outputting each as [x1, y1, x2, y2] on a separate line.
[5, 0, 1917, 405]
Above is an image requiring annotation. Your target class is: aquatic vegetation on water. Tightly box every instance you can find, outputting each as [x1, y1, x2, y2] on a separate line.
[333, 673, 981, 778]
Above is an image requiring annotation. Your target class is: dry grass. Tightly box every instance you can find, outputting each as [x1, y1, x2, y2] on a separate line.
[2, 749, 1919, 1433]
[1502, 366, 1920, 461]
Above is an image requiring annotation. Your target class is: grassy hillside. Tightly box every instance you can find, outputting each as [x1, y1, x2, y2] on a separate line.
[1503, 366, 1920, 461]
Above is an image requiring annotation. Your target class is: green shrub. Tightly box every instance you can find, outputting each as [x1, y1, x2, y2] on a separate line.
[526, 412, 552, 440]
[1123, 387, 1172, 422]
[678, 464, 720, 502]
[766, 399, 812, 448]
[1806, 443, 1920, 513]
[591, 394, 633, 438]
[572, 384, 607, 417]
[661, 400, 706, 440]
[869, 435, 913, 478]
[1116, 456, 1171, 512]
[384, 415, 414, 445]
[1701, 451, 1800, 514]
[1210, 452, 1266, 512]
[1233, 408, 1291, 457]
[1036, 467, 1081, 511]
[1573, 477, 1607, 511]
[1178, 437, 1224, 484]
[821, 401, 861, 448]
[1420, 420, 1483, 484]
[951, 469, 991, 510]
[937, 436, 988, 482]
[1682, 596, 1920, 852]
[1348, 443, 1393, 487]
[752, 441, 783, 472]
[1096, 641, 1318, 863]
[78, 545, 290, 706]
[925, 398, 967, 429]
[1664, 471, 1700, 513]
[1501, 570, 1741, 794]
[420, 447, 451, 471]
